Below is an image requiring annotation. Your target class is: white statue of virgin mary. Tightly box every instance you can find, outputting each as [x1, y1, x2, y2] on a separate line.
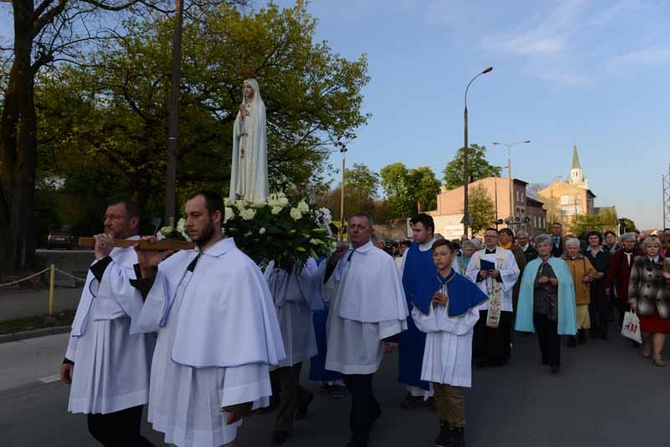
[229, 78, 269, 203]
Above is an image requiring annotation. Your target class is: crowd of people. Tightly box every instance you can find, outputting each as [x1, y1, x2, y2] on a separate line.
[59, 196, 670, 447]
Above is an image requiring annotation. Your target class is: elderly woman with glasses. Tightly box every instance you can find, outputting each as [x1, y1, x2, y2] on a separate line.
[516, 234, 577, 374]
[628, 236, 670, 366]
[456, 240, 477, 274]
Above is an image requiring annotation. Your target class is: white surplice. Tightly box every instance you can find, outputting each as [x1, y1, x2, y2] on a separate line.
[65, 237, 154, 414]
[128, 238, 285, 447]
[265, 258, 325, 367]
[412, 304, 479, 387]
[465, 248, 519, 312]
[323, 241, 408, 375]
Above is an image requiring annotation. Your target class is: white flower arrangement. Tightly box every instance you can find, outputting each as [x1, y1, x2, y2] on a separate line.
[157, 218, 191, 241]
[290, 208, 303, 220]
[223, 192, 334, 271]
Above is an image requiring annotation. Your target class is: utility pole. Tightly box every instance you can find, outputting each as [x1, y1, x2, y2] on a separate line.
[663, 163, 670, 229]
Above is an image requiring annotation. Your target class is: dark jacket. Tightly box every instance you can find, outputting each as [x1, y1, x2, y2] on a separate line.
[521, 244, 539, 263]
[550, 236, 565, 258]
[584, 247, 612, 300]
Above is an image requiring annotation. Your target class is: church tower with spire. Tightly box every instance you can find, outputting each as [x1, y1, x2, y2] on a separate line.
[569, 143, 588, 189]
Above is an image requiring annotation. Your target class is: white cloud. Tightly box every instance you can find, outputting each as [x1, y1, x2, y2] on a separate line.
[479, 0, 635, 86]
[607, 47, 670, 69]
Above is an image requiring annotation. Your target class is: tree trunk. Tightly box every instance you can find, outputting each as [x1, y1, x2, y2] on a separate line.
[0, 0, 37, 269]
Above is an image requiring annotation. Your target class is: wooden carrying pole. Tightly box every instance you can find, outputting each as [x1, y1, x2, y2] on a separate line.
[78, 238, 195, 251]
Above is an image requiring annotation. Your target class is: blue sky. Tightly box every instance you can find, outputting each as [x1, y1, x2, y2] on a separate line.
[274, 0, 670, 230]
[1, 0, 668, 229]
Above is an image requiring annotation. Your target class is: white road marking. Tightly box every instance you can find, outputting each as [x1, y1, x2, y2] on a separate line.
[38, 374, 61, 384]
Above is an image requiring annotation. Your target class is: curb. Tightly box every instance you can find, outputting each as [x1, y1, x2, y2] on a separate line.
[0, 326, 70, 344]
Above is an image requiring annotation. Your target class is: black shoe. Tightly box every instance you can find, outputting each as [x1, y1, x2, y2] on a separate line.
[295, 390, 313, 420]
[399, 392, 424, 409]
[368, 406, 381, 429]
[435, 420, 451, 447]
[272, 430, 290, 445]
[448, 427, 465, 447]
[256, 399, 279, 415]
[329, 385, 347, 400]
[577, 330, 586, 344]
[550, 364, 560, 374]
[567, 337, 576, 348]
[346, 433, 369, 447]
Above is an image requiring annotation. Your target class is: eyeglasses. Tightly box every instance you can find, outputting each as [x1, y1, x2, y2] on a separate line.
[103, 214, 129, 221]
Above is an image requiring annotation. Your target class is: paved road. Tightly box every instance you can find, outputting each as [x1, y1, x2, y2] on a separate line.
[0, 329, 669, 447]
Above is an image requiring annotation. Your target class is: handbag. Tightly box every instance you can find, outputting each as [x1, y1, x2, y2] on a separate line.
[621, 311, 642, 344]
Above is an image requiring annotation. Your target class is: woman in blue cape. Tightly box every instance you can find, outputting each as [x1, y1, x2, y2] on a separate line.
[515, 234, 577, 374]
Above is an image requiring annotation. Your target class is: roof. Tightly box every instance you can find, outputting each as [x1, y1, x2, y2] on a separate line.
[572, 143, 582, 170]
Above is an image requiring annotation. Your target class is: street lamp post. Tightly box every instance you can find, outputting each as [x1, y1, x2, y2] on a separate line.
[463, 67, 493, 236]
[492, 140, 531, 226]
[337, 140, 348, 241]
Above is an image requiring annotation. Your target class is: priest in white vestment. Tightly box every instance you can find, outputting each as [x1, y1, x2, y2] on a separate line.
[128, 192, 285, 447]
[264, 258, 325, 445]
[229, 78, 268, 203]
[60, 201, 155, 446]
[465, 228, 520, 367]
[323, 214, 408, 447]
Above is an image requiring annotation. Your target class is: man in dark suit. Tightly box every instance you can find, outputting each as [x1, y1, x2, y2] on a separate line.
[550, 223, 565, 257]
[516, 230, 538, 263]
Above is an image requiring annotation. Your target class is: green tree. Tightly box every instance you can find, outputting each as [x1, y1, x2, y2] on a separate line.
[0, 0, 165, 269]
[568, 214, 605, 236]
[320, 163, 379, 220]
[469, 184, 495, 235]
[407, 166, 441, 213]
[619, 217, 638, 233]
[598, 208, 618, 232]
[442, 144, 502, 190]
[33, 1, 369, 232]
[379, 162, 411, 218]
[380, 163, 441, 218]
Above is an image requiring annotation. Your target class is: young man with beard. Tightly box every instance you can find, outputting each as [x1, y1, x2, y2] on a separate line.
[128, 191, 285, 447]
[60, 201, 155, 447]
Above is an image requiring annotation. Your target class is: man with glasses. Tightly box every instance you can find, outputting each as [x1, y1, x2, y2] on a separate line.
[465, 228, 520, 367]
[516, 230, 538, 263]
[60, 201, 155, 446]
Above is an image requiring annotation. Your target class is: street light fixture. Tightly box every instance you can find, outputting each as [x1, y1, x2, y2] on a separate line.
[463, 66, 493, 237]
[335, 139, 349, 241]
[492, 140, 531, 225]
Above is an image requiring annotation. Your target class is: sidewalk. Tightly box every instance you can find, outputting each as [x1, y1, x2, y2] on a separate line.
[0, 287, 83, 321]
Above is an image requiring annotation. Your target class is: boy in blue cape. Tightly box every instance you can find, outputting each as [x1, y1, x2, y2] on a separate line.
[412, 239, 488, 447]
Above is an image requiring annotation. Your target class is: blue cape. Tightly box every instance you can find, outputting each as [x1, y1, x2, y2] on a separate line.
[515, 257, 577, 335]
[399, 242, 435, 390]
[413, 269, 488, 317]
